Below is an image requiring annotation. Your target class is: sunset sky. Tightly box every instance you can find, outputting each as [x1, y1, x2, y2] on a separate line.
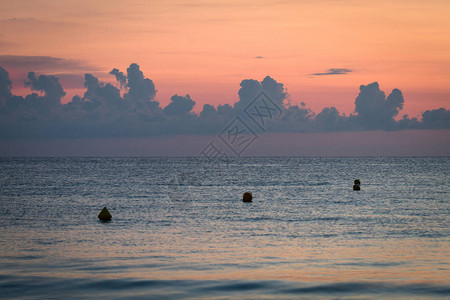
[1, 0, 449, 115]
[0, 0, 449, 156]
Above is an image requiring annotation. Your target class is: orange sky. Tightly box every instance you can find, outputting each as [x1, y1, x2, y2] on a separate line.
[0, 0, 449, 117]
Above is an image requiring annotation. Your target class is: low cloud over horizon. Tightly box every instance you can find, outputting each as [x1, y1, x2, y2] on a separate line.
[0, 63, 449, 139]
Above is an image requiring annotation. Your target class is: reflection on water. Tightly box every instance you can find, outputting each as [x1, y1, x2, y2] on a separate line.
[0, 157, 449, 298]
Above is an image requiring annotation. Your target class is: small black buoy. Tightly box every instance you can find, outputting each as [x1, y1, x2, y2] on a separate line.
[353, 179, 361, 191]
[98, 206, 112, 221]
[243, 192, 253, 202]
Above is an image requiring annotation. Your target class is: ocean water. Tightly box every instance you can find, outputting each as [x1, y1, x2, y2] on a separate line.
[0, 157, 449, 299]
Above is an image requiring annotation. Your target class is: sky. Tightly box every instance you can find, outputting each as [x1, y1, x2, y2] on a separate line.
[0, 0, 449, 156]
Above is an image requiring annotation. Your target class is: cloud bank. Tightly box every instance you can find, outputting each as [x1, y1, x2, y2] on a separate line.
[0, 63, 448, 138]
[0, 55, 97, 73]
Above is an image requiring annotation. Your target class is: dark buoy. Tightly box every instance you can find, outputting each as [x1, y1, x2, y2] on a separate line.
[243, 192, 253, 202]
[353, 179, 361, 191]
[98, 206, 112, 221]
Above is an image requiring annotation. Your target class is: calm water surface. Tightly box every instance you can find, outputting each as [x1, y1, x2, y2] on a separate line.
[0, 157, 449, 299]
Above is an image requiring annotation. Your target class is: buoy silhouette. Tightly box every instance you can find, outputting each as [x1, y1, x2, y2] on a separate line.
[98, 206, 112, 221]
[243, 192, 253, 202]
[353, 179, 361, 191]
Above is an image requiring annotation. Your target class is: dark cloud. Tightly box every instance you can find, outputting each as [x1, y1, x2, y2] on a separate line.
[0, 67, 12, 100]
[354, 82, 403, 130]
[254, 56, 264, 59]
[0, 64, 448, 139]
[24, 72, 66, 104]
[2, 17, 35, 22]
[311, 68, 352, 76]
[125, 63, 157, 103]
[0, 55, 98, 73]
[234, 75, 287, 111]
[268, 104, 315, 133]
[82, 73, 123, 107]
[110, 68, 127, 89]
[315, 107, 349, 131]
[199, 104, 216, 118]
[163, 94, 195, 116]
[421, 108, 450, 129]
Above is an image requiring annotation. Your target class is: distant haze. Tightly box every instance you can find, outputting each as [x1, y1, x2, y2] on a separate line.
[1, 130, 448, 157]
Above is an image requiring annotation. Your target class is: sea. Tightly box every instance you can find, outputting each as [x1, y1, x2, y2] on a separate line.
[0, 157, 449, 299]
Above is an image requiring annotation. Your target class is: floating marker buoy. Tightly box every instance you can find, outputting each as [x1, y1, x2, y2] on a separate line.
[353, 179, 361, 191]
[98, 206, 112, 221]
[243, 192, 253, 202]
